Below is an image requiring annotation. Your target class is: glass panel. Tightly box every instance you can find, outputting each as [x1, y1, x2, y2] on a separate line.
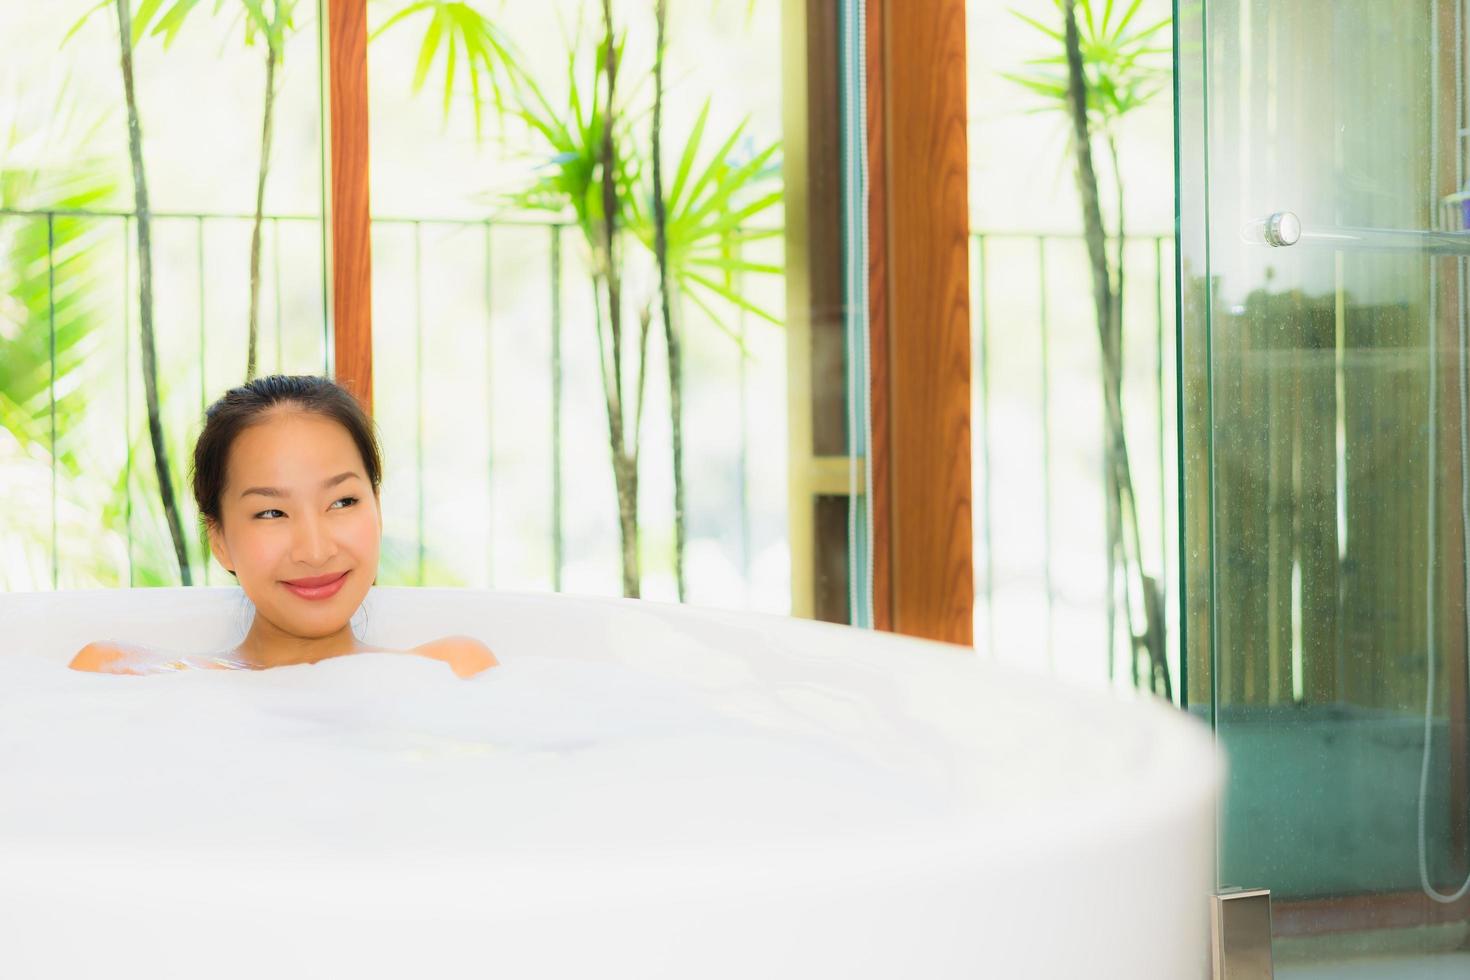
[1179, 0, 1470, 969]
[0, 1, 328, 591]
[363, 0, 870, 620]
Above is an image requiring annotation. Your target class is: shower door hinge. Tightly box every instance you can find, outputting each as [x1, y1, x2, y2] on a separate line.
[1211, 887, 1274, 979]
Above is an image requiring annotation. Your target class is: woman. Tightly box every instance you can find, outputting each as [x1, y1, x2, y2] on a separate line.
[69, 375, 497, 679]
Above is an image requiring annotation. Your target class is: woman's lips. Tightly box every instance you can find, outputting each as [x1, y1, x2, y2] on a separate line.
[281, 570, 349, 600]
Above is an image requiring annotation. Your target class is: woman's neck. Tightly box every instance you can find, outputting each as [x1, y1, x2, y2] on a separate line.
[235, 619, 369, 669]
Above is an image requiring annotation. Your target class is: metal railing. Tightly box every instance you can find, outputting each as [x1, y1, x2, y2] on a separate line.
[2, 206, 330, 589]
[0, 207, 757, 595]
[971, 231, 1176, 674]
[4, 208, 1177, 663]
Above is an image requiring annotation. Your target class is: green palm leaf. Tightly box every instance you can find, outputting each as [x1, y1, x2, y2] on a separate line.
[1006, 0, 1170, 131]
[627, 101, 784, 344]
[372, 1, 523, 140]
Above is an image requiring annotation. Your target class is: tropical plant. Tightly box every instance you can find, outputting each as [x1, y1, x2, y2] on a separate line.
[509, 11, 650, 597]
[0, 91, 117, 588]
[382, 0, 782, 600]
[370, 0, 521, 138]
[596, 0, 642, 597]
[64, 0, 307, 585]
[1004, 0, 1172, 695]
[649, 0, 678, 598]
[1004, 0, 1168, 258]
[383, 2, 650, 594]
[75, 0, 299, 380]
[639, 0, 782, 600]
[62, 0, 196, 585]
[0, 74, 222, 592]
[242, 0, 299, 382]
[23, 0, 782, 599]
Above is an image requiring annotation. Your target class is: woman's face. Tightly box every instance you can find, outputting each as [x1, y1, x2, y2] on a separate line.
[205, 409, 381, 639]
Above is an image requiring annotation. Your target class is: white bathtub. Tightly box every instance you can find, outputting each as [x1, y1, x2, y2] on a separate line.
[0, 586, 1218, 979]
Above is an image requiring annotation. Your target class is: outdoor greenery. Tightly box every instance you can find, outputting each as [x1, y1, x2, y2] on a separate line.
[1, 0, 783, 600]
[378, 0, 782, 598]
[1005, 0, 1172, 693]
[0, 97, 117, 587]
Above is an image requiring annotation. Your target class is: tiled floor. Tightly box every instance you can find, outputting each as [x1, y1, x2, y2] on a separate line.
[1276, 952, 1470, 978]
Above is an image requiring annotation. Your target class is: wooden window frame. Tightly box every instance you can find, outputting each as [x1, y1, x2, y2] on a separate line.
[325, 0, 373, 414]
[326, 0, 974, 642]
[867, 0, 974, 645]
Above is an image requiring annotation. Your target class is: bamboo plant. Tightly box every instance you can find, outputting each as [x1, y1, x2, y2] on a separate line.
[639, 0, 783, 600]
[62, 0, 196, 585]
[1005, 0, 1172, 695]
[387, 0, 782, 599]
[68, 0, 307, 583]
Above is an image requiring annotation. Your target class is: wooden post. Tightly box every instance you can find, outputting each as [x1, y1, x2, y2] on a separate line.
[326, 0, 373, 414]
[867, 0, 974, 646]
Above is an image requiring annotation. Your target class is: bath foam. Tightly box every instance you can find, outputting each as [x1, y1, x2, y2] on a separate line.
[0, 587, 1219, 979]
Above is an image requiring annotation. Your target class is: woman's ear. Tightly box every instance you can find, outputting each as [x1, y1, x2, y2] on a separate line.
[205, 519, 234, 575]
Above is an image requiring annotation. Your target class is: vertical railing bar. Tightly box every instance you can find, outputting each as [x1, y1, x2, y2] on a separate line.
[414, 221, 426, 586]
[737, 263, 752, 596]
[124, 215, 134, 587]
[317, 0, 330, 380]
[976, 234, 995, 656]
[197, 216, 208, 585]
[1105, 235, 1117, 687]
[320, 208, 330, 374]
[48, 213, 58, 591]
[484, 220, 495, 589]
[1038, 236, 1055, 669]
[1105, 234, 1117, 683]
[550, 225, 564, 592]
[1155, 235, 1168, 665]
[273, 217, 284, 374]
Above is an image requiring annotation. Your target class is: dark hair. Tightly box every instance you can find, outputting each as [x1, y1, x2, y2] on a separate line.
[191, 374, 383, 531]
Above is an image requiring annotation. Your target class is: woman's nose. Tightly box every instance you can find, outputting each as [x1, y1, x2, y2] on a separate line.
[290, 514, 337, 566]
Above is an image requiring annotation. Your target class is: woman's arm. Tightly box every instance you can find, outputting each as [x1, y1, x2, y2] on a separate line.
[70, 638, 498, 677]
[409, 635, 499, 679]
[68, 641, 153, 674]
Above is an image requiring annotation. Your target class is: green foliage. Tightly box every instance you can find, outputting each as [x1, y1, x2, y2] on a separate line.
[240, 0, 297, 54]
[0, 94, 122, 587]
[67, 0, 296, 55]
[380, 2, 785, 337]
[0, 119, 114, 473]
[1003, 0, 1170, 131]
[17, 0, 785, 592]
[132, 0, 219, 47]
[503, 33, 640, 251]
[372, 1, 522, 139]
[627, 98, 783, 343]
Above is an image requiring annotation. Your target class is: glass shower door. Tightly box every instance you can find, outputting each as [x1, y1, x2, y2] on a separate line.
[1178, 0, 1470, 970]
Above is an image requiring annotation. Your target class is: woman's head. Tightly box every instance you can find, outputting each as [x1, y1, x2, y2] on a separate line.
[192, 375, 383, 640]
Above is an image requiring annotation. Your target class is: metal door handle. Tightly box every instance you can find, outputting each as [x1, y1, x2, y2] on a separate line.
[1246, 211, 1470, 254]
[1264, 211, 1300, 247]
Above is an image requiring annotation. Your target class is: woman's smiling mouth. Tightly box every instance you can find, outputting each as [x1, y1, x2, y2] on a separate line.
[281, 570, 349, 600]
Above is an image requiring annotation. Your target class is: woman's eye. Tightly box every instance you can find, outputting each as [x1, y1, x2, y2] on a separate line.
[254, 497, 356, 520]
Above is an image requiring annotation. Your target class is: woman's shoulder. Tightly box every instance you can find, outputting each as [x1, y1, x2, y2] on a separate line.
[68, 640, 156, 673]
[410, 634, 492, 654]
[68, 640, 247, 674]
[408, 635, 498, 678]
